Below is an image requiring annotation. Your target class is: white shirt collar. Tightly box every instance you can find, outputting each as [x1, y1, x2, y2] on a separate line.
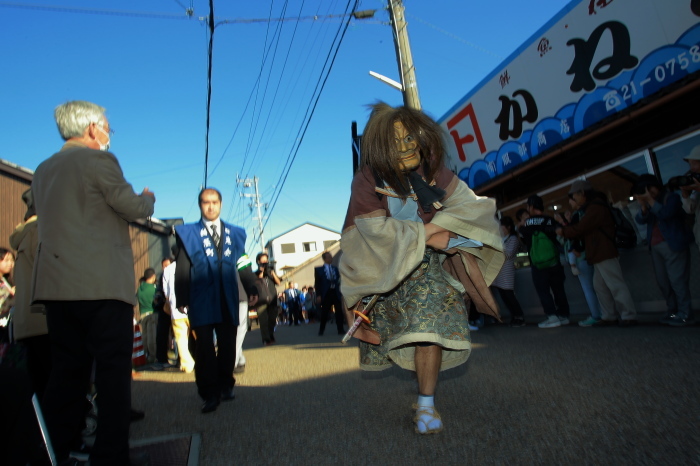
[204, 218, 221, 233]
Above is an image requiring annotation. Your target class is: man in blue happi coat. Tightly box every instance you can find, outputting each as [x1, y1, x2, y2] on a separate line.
[174, 188, 258, 413]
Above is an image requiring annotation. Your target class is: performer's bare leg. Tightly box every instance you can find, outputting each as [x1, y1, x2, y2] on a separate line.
[413, 345, 443, 434]
[415, 345, 441, 395]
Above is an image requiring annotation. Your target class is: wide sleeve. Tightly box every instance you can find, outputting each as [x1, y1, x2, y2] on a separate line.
[429, 177, 505, 287]
[339, 168, 426, 308]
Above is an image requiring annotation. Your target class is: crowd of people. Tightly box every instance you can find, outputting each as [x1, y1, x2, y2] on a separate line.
[489, 147, 700, 330]
[0, 99, 698, 464]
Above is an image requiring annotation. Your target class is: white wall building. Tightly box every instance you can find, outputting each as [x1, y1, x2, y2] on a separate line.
[265, 223, 340, 276]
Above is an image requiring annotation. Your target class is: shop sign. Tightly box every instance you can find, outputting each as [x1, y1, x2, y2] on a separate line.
[439, 0, 700, 188]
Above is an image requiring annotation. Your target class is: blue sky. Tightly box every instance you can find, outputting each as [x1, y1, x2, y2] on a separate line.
[0, 0, 570, 257]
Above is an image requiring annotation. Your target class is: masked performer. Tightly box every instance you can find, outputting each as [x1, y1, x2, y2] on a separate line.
[340, 103, 504, 434]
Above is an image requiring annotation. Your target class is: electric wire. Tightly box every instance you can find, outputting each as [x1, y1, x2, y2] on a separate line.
[203, 0, 215, 188]
[250, 0, 359, 247]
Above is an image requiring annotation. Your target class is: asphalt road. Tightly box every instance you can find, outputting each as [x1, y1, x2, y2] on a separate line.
[130, 318, 700, 465]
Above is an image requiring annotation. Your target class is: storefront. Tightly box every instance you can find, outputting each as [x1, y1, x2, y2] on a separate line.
[438, 0, 700, 317]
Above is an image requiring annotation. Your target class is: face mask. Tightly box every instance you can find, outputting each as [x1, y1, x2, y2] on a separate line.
[96, 125, 111, 151]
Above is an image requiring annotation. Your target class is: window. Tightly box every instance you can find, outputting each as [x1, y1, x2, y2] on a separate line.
[280, 243, 296, 254]
[302, 242, 317, 252]
[653, 129, 700, 185]
[323, 240, 337, 250]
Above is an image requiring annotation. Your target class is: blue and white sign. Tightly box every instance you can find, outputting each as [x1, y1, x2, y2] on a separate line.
[439, 0, 700, 188]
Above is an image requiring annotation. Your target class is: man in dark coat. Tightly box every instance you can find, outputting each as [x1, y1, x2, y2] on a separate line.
[314, 251, 344, 336]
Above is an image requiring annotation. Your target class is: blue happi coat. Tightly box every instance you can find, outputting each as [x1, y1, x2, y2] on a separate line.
[175, 220, 246, 327]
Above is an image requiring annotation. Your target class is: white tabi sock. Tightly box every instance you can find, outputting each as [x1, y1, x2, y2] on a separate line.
[415, 395, 442, 434]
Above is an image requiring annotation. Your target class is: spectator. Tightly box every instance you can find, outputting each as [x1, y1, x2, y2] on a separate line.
[492, 216, 526, 327]
[155, 256, 174, 366]
[679, 145, 700, 253]
[554, 193, 603, 327]
[557, 180, 636, 327]
[32, 100, 154, 465]
[9, 190, 50, 398]
[162, 256, 194, 373]
[519, 195, 570, 328]
[136, 268, 158, 364]
[254, 252, 281, 345]
[0, 248, 16, 349]
[634, 174, 693, 326]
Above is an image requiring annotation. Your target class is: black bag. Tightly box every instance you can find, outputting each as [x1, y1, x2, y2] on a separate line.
[600, 204, 637, 249]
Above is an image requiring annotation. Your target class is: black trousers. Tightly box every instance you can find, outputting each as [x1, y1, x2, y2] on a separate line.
[155, 307, 171, 363]
[257, 303, 278, 343]
[531, 263, 570, 317]
[319, 288, 344, 335]
[192, 322, 237, 400]
[496, 288, 524, 318]
[43, 300, 133, 465]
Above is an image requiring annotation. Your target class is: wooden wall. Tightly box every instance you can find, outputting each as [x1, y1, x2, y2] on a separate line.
[0, 172, 31, 250]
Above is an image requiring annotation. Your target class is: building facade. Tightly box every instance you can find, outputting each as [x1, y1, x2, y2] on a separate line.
[265, 222, 340, 276]
[437, 0, 700, 317]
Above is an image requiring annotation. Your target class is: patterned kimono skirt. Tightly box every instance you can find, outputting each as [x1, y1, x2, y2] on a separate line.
[359, 249, 472, 371]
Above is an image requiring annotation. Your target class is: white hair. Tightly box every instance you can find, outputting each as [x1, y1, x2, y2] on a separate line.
[54, 100, 106, 140]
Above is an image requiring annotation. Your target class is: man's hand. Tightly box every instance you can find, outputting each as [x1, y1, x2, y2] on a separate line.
[141, 187, 156, 202]
[555, 227, 563, 236]
[680, 178, 700, 198]
[248, 295, 258, 308]
[316, 296, 322, 305]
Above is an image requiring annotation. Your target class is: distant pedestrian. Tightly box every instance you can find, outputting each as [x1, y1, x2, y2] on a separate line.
[315, 251, 344, 336]
[136, 268, 158, 364]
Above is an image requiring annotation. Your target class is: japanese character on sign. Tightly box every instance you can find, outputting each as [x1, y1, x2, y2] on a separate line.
[447, 103, 487, 162]
[499, 70, 511, 88]
[566, 21, 638, 93]
[588, 0, 614, 15]
[494, 89, 539, 141]
[537, 38, 552, 57]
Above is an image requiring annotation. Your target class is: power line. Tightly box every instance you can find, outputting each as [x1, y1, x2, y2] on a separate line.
[0, 2, 195, 19]
[251, 0, 359, 247]
[203, 0, 215, 188]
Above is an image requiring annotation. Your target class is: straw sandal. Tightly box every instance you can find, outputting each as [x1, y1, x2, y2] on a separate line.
[413, 404, 444, 434]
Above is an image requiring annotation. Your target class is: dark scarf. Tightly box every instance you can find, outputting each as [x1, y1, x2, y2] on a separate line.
[407, 170, 445, 213]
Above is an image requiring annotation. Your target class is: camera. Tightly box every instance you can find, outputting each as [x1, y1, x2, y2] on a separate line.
[667, 172, 700, 191]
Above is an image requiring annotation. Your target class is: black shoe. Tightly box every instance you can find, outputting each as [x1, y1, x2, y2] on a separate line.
[233, 364, 246, 374]
[510, 317, 526, 327]
[129, 451, 151, 466]
[201, 397, 220, 413]
[130, 408, 145, 422]
[318, 332, 324, 336]
[221, 388, 235, 402]
[618, 319, 638, 328]
[592, 319, 617, 327]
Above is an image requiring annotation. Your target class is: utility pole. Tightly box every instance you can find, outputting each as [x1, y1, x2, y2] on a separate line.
[237, 175, 267, 252]
[387, 0, 421, 110]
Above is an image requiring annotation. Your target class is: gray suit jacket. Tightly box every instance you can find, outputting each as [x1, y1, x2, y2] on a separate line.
[31, 143, 155, 305]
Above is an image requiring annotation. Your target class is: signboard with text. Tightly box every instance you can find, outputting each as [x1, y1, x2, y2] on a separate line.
[439, 0, 700, 188]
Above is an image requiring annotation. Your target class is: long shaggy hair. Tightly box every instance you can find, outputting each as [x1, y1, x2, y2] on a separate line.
[360, 102, 445, 197]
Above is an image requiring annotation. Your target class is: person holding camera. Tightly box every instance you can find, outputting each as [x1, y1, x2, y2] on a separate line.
[255, 252, 281, 345]
[634, 174, 694, 326]
[679, 145, 700, 253]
